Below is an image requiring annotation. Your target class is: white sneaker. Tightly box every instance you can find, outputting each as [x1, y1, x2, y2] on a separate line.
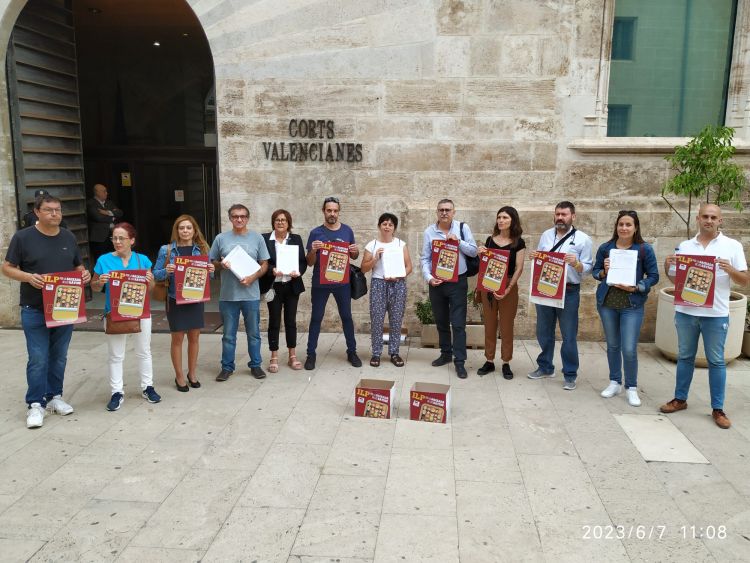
[626, 387, 641, 407]
[600, 381, 622, 398]
[47, 395, 74, 416]
[27, 403, 45, 428]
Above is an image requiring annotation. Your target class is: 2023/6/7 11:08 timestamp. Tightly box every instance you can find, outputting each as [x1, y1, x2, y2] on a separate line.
[582, 525, 727, 540]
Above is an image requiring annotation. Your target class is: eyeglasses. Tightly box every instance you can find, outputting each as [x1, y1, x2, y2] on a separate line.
[110, 236, 129, 242]
[230, 214, 248, 220]
[437, 208, 454, 214]
[323, 196, 340, 205]
[618, 210, 638, 218]
[274, 218, 288, 223]
[39, 207, 62, 214]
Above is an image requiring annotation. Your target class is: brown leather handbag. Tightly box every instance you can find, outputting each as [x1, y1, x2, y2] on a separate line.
[104, 313, 140, 334]
[152, 245, 171, 302]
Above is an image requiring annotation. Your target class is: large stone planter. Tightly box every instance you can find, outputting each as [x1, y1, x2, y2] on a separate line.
[655, 287, 747, 366]
[419, 324, 485, 349]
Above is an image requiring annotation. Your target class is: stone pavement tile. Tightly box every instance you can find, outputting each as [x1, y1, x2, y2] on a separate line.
[596, 487, 715, 562]
[392, 418, 451, 450]
[0, 437, 82, 496]
[275, 406, 344, 446]
[291, 509, 379, 559]
[236, 381, 308, 420]
[452, 418, 513, 450]
[505, 408, 576, 456]
[237, 443, 328, 509]
[448, 386, 505, 425]
[94, 439, 207, 503]
[0, 424, 44, 463]
[648, 462, 750, 527]
[0, 492, 90, 541]
[323, 416, 395, 477]
[536, 520, 630, 562]
[65, 428, 150, 467]
[453, 447, 521, 483]
[382, 448, 455, 515]
[196, 416, 284, 470]
[202, 506, 304, 563]
[117, 546, 203, 562]
[518, 454, 610, 524]
[287, 557, 372, 563]
[28, 498, 157, 562]
[158, 397, 246, 442]
[374, 513, 459, 563]
[456, 480, 542, 562]
[0, 538, 45, 563]
[129, 468, 250, 550]
[497, 375, 555, 410]
[308, 474, 386, 513]
[701, 509, 750, 562]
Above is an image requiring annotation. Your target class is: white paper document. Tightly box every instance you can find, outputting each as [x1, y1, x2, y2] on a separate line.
[382, 248, 406, 278]
[606, 249, 638, 286]
[224, 245, 260, 280]
[276, 244, 299, 275]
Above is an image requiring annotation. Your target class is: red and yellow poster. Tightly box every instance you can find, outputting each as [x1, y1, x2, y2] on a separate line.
[109, 270, 151, 321]
[477, 248, 510, 294]
[41, 270, 86, 328]
[319, 242, 350, 284]
[674, 254, 716, 308]
[173, 255, 211, 304]
[431, 240, 459, 282]
[530, 252, 567, 301]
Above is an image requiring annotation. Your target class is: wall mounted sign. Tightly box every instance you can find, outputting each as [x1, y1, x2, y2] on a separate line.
[262, 119, 363, 162]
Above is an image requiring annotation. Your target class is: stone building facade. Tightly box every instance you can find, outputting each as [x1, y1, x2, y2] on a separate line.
[1, 0, 749, 339]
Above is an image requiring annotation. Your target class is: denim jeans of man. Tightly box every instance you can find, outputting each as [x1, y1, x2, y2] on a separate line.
[597, 304, 645, 388]
[220, 300, 262, 372]
[535, 284, 580, 378]
[429, 275, 468, 363]
[21, 306, 74, 406]
[306, 284, 357, 357]
[674, 312, 728, 409]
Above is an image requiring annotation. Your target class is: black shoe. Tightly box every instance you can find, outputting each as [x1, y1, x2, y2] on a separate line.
[175, 377, 189, 392]
[304, 356, 316, 371]
[455, 363, 468, 379]
[216, 369, 232, 382]
[431, 354, 452, 367]
[250, 367, 266, 379]
[187, 373, 201, 388]
[347, 351, 362, 368]
[502, 363, 514, 380]
[477, 361, 495, 376]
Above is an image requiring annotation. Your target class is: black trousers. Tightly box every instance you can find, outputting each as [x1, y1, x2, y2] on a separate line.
[266, 282, 299, 351]
[429, 275, 468, 363]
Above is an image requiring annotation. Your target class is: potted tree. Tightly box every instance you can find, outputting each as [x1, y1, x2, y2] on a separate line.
[415, 291, 486, 348]
[655, 125, 749, 364]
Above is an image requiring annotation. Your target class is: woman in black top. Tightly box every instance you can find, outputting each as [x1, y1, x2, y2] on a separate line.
[259, 209, 307, 372]
[476, 206, 526, 379]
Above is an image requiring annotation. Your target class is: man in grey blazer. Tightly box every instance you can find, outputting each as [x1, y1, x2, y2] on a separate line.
[87, 183, 123, 262]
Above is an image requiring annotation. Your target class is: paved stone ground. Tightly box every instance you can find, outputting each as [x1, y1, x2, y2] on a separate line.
[0, 329, 749, 562]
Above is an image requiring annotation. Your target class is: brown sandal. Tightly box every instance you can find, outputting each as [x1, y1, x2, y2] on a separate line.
[369, 356, 380, 367]
[288, 355, 303, 370]
[390, 354, 404, 367]
[268, 356, 279, 373]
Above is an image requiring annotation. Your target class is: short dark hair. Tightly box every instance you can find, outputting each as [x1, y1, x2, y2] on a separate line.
[555, 201, 575, 213]
[227, 204, 249, 218]
[322, 196, 340, 210]
[113, 221, 137, 240]
[378, 212, 398, 230]
[437, 198, 454, 208]
[34, 194, 61, 210]
[271, 209, 294, 231]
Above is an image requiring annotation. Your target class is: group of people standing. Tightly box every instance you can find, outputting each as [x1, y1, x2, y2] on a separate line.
[3, 192, 747, 431]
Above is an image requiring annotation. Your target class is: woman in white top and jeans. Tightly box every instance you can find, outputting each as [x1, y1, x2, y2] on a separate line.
[361, 213, 413, 367]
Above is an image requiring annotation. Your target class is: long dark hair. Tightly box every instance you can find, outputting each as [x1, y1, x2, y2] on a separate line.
[492, 206, 523, 243]
[609, 210, 645, 244]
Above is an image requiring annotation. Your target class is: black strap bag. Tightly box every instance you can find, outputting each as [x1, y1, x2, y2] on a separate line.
[460, 222, 479, 277]
[349, 264, 368, 299]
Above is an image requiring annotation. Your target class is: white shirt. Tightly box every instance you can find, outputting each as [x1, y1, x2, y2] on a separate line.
[674, 232, 747, 317]
[268, 232, 292, 284]
[536, 226, 593, 284]
[365, 238, 406, 279]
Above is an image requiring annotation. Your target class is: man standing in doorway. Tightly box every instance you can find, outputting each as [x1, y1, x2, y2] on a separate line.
[304, 196, 361, 370]
[3, 194, 91, 428]
[87, 183, 123, 262]
[420, 199, 478, 379]
[660, 203, 748, 429]
[210, 204, 270, 382]
[528, 201, 593, 390]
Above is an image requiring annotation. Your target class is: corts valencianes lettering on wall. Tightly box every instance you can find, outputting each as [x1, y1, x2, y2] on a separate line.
[262, 119, 363, 162]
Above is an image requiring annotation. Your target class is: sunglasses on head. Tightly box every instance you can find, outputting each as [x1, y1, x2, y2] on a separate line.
[618, 210, 638, 218]
[323, 196, 340, 205]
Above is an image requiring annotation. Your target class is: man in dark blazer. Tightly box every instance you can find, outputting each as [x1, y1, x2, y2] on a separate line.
[260, 209, 307, 372]
[86, 183, 123, 262]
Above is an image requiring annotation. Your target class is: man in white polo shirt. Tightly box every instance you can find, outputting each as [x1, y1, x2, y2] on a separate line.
[660, 204, 749, 429]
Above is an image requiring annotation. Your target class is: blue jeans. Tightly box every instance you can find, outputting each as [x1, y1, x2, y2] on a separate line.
[535, 284, 580, 379]
[220, 300, 261, 372]
[597, 305, 645, 388]
[674, 312, 728, 409]
[21, 306, 74, 406]
[306, 284, 357, 357]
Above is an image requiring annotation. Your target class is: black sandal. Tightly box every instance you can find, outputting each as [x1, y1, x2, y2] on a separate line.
[390, 354, 404, 367]
[370, 356, 380, 367]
